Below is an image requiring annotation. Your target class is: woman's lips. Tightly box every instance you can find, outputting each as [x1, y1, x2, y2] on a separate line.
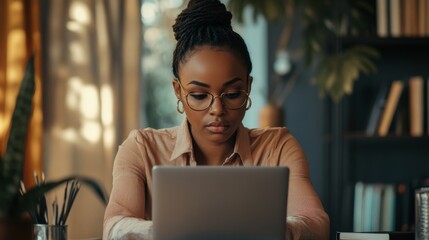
[206, 122, 229, 133]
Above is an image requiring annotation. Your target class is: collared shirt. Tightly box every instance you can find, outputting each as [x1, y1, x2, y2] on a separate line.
[103, 120, 329, 239]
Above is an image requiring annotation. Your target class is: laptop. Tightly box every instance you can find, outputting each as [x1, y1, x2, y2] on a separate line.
[152, 166, 289, 240]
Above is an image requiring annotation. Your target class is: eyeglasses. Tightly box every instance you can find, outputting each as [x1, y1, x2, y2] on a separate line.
[177, 80, 250, 111]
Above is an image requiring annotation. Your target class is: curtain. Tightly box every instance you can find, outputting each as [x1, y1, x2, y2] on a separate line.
[41, 0, 141, 238]
[0, 0, 43, 186]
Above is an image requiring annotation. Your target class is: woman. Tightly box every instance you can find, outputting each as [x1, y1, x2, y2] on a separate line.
[103, 0, 329, 239]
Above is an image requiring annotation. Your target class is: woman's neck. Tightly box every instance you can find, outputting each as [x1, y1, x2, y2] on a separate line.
[194, 144, 233, 166]
[192, 134, 236, 166]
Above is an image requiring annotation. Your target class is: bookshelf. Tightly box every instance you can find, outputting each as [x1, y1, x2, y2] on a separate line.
[327, 36, 429, 236]
[296, 0, 429, 238]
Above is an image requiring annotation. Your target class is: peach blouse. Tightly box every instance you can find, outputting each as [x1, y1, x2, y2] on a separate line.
[103, 120, 329, 239]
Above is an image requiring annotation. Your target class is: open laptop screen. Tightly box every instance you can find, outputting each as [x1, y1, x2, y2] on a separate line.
[152, 166, 289, 240]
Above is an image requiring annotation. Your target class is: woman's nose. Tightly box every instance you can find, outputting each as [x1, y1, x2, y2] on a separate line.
[209, 96, 225, 115]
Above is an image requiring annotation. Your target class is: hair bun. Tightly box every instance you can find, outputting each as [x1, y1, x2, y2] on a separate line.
[173, 0, 232, 41]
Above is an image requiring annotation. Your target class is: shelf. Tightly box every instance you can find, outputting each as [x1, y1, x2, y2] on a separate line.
[343, 132, 429, 141]
[340, 36, 429, 46]
[326, 2, 429, 236]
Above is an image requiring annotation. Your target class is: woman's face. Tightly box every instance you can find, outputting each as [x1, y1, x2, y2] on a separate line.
[173, 46, 251, 145]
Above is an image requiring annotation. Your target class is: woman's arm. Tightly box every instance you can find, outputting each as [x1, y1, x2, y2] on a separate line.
[103, 130, 153, 239]
[280, 132, 330, 240]
[104, 216, 152, 240]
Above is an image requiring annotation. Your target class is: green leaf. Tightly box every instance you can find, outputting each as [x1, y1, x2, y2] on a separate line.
[0, 56, 35, 218]
[16, 176, 108, 217]
[313, 45, 379, 103]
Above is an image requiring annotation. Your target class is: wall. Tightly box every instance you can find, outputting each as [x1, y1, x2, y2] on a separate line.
[267, 21, 328, 207]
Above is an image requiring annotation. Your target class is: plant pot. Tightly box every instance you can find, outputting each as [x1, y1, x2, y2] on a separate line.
[259, 104, 284, 128]
[0, 218, 33, 240]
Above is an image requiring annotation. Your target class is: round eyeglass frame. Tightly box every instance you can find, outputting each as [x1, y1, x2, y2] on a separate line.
[177, 80, 250, 111]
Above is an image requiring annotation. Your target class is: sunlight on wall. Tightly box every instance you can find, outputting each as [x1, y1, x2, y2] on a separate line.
[101, 84, 114, 148]
[69, 1, 91, 25]
[62, 78, 115, 146]
[43, 1, 128, 238]
[80, 121, 101, 143]
[101, 85, 113, 126]
[66, 21, 83, 32]
[69, 41, 87, 65]
[79, 85, 101, 143]
[53, 1, 116, 147]
[66, 76, 83, 109]
[80, 85, 99, 119]
[61, 127, 78, 142]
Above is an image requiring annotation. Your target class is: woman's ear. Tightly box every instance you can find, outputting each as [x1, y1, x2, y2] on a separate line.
[172, 79, 182, 99]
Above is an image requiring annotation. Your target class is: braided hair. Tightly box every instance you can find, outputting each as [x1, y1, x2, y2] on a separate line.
[172, 0, 252, 79]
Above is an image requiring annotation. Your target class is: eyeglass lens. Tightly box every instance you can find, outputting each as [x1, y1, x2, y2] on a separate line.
[186, 91, 248, 111]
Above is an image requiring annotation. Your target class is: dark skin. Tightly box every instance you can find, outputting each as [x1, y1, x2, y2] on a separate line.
[173, 46, 252, 166]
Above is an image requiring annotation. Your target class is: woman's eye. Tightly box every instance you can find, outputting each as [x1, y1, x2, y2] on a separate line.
[189, 93, 209, 101]
[223, 91, 242, 99]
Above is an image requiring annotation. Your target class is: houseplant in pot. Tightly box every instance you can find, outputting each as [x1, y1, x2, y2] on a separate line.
[0, 57, 108, 239]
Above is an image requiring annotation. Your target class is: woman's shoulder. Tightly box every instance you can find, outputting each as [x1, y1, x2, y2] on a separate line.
[247, 126, 291, 139]
[244, 126, 298, 149]
[126, 126, 180, 144]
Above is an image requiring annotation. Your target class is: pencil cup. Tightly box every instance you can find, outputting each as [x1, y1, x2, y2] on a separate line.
[34, 224, 67, 240]
[416, 187, 429, 240]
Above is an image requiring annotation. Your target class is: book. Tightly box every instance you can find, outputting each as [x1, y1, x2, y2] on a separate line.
[354, 183, 396, 232]
[363, 184, 375, 231]
[395, 183, 412, 231]
[377, 0, 389, 37]
[389, 0, 401, 37]
[418, 0, 427, 36]
[427, 78, 429, 134]
[371, 184, 383, 231]
[393, 87, 409, 136]
[409, 76, 424, 136]
[425, 0, 429, 37]
[336, 231, 414, 240]
[380, 184, 396, 231]
[354, 182, 365, 232]
[377, 81, 404, 136]
[403, 0, 418, 36]
[400, 0, 406, 35]
[366, 84, 389, 135]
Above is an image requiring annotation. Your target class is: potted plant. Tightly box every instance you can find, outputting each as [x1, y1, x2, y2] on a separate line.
[0, 57, 108, 239]
[229, 0, 379, 106]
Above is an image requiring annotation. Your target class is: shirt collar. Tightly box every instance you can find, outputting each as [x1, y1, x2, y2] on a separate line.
[169, 119, 254, 165]
[170, 119, 193, 161]
[233, 124, 253, 166]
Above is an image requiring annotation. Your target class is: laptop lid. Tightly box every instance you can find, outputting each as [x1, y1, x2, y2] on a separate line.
[152, 166, 289, 240]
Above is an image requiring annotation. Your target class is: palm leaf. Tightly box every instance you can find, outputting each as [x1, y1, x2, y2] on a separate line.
[313, 45, 379, 102]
